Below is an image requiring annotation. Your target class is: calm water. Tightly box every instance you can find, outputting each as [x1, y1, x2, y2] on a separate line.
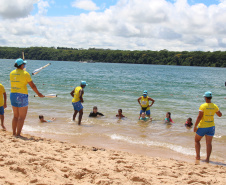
[1, 59, 226, 162]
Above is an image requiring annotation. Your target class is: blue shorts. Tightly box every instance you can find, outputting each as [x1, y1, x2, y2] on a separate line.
[0, 106, 4, 115]
[72, 101, 83, 111]
[196, 126, 215, 137]
[10, 93, 28, 107]
[140, 109, 150, 115]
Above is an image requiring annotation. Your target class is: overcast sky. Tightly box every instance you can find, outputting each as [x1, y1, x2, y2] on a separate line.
[0, 0, 225, 51]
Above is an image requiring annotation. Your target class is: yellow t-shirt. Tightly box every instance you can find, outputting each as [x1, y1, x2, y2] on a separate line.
[0, 83, 6, 107]
[72, 86, 83, 103]
[10, 69, 32, 94]
[198, 103, 219, 128]
[140, 96, 150, 111]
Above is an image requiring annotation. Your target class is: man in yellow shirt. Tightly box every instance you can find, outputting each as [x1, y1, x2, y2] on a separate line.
[0, 83, 7, 130]
[137, 90, 155, 119]
[70, 81, 87, 125]
[194, 91, 222, 162]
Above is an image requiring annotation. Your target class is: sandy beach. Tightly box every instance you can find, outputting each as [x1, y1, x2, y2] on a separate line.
[0, 130, 225, 185]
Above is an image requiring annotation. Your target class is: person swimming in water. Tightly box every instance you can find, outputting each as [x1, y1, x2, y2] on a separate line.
[116, 109, 125, 119]
[185, 117, 193, 128]
[139, 112, 150, 121]
[137, 90, 155, 119]
[164, 112, 174, 123]
[89, 106, 104, 117]
[39, 115, 56, 123]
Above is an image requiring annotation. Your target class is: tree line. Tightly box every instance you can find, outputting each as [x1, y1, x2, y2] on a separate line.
[0, 46, 226, 67]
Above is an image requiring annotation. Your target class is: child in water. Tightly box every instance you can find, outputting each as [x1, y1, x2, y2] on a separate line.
[165, 112, 174, 123]
[89, 106, 104, 117]
[116, 109, 125, 119]
[139, 112, 150, 121]
[39, 115, 55, 123]
[185, 117, 193, 127]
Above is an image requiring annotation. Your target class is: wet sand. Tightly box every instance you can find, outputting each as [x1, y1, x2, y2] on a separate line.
[0, 130, 226, 185]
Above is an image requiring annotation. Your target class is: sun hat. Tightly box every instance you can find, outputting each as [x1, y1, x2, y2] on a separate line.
[15, 58, 27, 66]
[143, 90, 148, 95]
[203, 91, 212, 98]
[81, 81, 88, 86]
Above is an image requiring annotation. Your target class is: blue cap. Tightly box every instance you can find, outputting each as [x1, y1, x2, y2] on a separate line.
[203, 91, 212, 98]
[81, 81, 88, 86]
[143, 90, 148, 95]
[15, 58, 27, 66]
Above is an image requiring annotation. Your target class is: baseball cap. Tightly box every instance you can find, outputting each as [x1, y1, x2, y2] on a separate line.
[81, 81, 88, 86]
[15, 58, 27, 66]
[203, 91, 212, 98]
[143, 90, 148, 95]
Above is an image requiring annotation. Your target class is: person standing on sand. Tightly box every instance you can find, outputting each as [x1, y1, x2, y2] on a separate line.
[194, 91, 222, 162]
[70, 81, 87, 125]
[10, 58, 44, 137]
[0, 83, 7, 130]
[138, 90, 155, 119]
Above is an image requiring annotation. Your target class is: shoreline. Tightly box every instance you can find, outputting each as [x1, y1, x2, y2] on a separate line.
[1, 130, 226, 184]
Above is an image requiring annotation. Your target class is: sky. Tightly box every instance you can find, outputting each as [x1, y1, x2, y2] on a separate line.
[0, 0, 226, 51]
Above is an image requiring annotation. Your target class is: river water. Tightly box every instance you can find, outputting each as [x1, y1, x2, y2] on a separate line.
[1, 59, 225, 163]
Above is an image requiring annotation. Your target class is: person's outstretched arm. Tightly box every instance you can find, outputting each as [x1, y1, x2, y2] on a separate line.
[216, 110, 222, 117]
[28, 81, 44, 97]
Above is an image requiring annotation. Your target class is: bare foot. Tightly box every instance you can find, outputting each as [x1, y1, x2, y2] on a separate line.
[204, 159, 210, 163]
[1, 125, 6, 131]
[196, 156, 200, 160]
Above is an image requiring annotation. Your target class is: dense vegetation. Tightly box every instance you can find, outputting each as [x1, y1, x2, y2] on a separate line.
[0, 46, 226, 67]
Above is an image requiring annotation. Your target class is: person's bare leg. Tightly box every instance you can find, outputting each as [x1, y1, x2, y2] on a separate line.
[0, 115, 6, 130]
[73, 110, 78, 121]
[205, 135, 213, 163]
[16, 106, 28, 136]
[195, 134, 203, 160]
[12, 106, 19, 135]
[78, 109, 83, 125]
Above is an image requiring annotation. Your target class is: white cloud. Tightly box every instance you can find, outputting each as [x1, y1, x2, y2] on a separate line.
[71, 0, 100, 11]
[1, 0, 226, 51]
[37, 0, 50, 15]
[0, 0, 37, 19]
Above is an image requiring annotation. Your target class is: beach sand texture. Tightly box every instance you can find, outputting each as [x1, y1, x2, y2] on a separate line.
[0, 131, 226, 185]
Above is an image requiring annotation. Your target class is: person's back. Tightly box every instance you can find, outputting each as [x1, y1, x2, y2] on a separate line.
[72, 86, 83, 103]
[198, 103, 219, 128]
[194, 91, 222, 162]
[10, 68, 32, 94]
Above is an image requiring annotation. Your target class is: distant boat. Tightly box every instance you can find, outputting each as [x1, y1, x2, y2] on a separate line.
[79, 60, 95, 63]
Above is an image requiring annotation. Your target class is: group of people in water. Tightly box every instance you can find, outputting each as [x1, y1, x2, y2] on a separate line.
[0, 58, 223, 162]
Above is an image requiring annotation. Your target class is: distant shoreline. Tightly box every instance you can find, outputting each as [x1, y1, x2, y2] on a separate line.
[1, 46, 226, 67]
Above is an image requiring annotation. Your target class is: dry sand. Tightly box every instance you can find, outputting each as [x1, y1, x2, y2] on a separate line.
[0, 130, 226, 185]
